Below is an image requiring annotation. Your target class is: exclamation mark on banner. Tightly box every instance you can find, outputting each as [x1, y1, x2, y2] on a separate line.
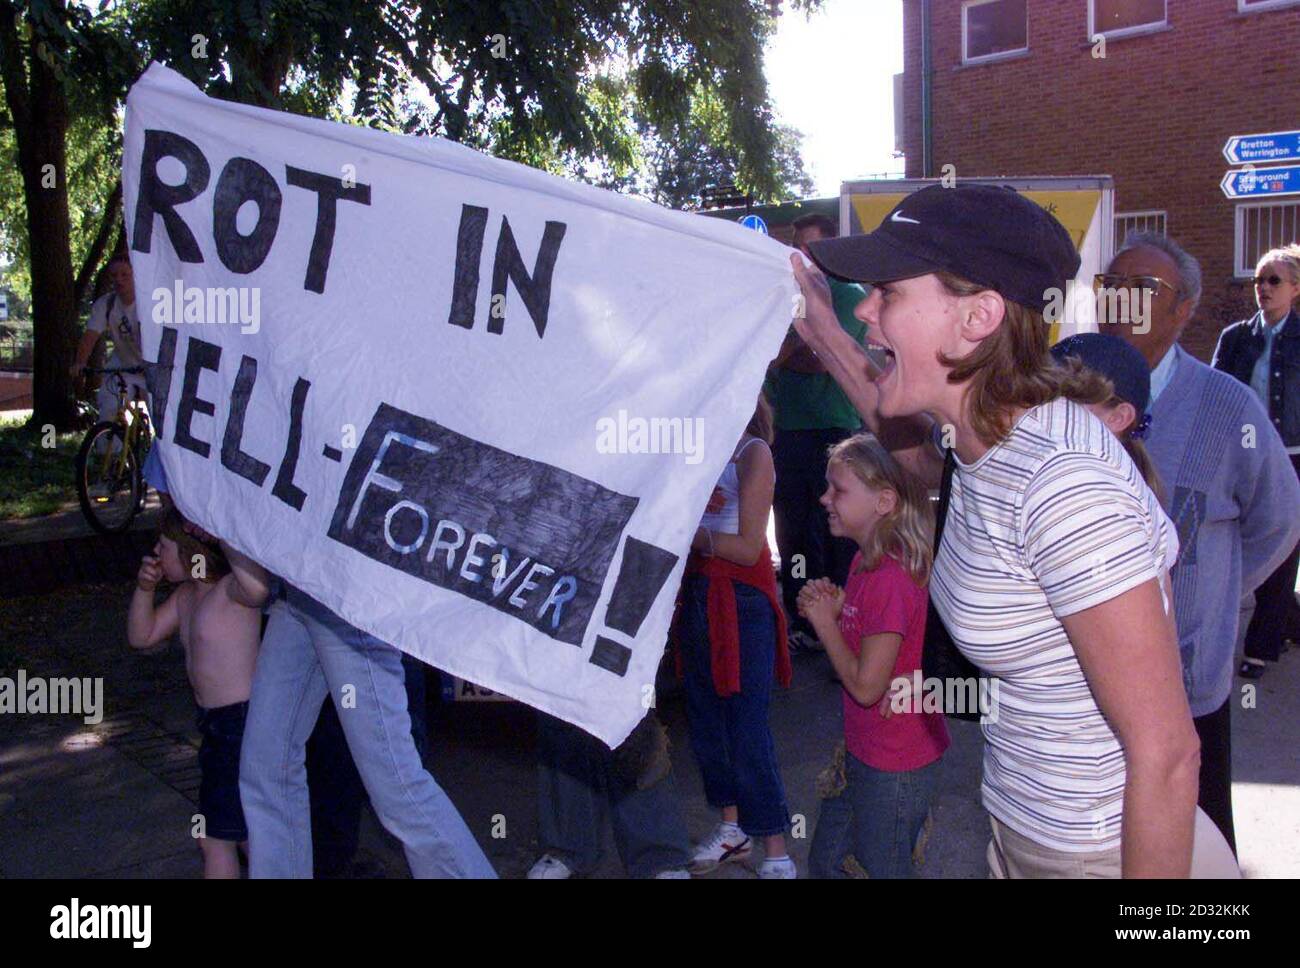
[589, 537, 679, 677]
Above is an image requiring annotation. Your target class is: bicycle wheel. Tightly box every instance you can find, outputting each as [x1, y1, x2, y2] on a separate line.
[76, 421, 142, 534]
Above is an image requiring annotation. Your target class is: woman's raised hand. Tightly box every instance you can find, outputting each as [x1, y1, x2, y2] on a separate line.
[789, 252, 839, 351]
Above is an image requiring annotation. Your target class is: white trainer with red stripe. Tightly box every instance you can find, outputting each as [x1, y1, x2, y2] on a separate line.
[688, 822, 752, 874]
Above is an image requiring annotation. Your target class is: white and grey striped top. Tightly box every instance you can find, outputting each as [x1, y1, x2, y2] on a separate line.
[931, 396, 1177, 854]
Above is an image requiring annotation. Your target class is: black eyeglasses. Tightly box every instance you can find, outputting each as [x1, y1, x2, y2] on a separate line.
[1254, 274, 1284, 287]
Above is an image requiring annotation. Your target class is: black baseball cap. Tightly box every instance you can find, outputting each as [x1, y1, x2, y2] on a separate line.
[806, 184, 1080, 312]
[1050, 332, 1151, 416]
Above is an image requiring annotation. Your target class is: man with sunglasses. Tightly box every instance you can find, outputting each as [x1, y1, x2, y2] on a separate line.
[1104, 233, 1300, 856]
[1212, 246, 1300, 680]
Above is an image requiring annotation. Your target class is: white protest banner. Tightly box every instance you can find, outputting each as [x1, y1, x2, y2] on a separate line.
[123, 63, 797, 746]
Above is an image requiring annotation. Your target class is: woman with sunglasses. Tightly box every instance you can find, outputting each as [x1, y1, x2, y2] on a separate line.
[789, 184, 1199, 878]
[1212, 245, 1300, 679]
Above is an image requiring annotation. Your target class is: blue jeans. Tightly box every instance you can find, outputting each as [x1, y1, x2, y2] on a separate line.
[536, 712, 691, 877]
[808, 752, 940, 879]
[142, 443, 168, 494]
[306, 652, 428, 876]
[239, 585, 496, 878]
[678, 575, 789, 838]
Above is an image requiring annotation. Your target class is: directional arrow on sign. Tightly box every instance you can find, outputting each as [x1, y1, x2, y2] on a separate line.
[1224, 131, 1300, 166]
[1221, 164, 1300, 200]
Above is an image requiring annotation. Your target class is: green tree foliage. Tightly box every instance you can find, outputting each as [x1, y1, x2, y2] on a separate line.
[136, 0, 821, 197]
[0, 108, 121, 305]
[0, 0, 137, 427]
[486, 74, 816, 210]
[2, 0, 821, 428]
[641, 86, 816, 210]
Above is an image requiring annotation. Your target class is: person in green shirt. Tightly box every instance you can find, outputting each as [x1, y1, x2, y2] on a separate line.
[765, 213, 869, 649]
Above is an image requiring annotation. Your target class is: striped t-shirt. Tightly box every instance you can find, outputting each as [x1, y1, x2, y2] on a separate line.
[930, 397, 1176, 853]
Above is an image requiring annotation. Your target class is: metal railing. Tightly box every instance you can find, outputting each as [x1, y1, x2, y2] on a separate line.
[0, 337, 34, 371]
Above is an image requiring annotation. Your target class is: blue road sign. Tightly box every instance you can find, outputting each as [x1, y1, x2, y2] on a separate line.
[1221, 165, 1300, 200]
[1224, 131, 1300, 166]
[738, 214, 768, 234]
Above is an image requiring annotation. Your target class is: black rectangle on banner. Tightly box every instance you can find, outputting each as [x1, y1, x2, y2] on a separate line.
[328, 402, 638, 645]
[603, 536, 679, 637]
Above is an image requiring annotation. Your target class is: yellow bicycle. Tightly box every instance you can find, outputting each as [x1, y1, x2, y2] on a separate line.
[75, 365, 153, 534]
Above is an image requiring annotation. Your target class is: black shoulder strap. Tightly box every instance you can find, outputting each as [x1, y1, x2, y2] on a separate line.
[932, 448, 956, 555]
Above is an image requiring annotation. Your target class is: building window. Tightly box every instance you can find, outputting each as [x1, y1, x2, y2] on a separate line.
[1234, 201, 1300, 277]
[1115, 210, 1166, 250]
[1090, 0, 1166, 38]
[1238, 0, 1300, 13]
[962, 0, 1028, 64]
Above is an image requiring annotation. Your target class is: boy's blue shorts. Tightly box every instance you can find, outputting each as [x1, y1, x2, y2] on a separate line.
[196, 701, 249, 842]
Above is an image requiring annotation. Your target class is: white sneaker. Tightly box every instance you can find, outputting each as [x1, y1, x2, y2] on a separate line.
[652, 867, 692, 879]
[526, 854, 574, 879]
[758, 855, 797, 879]
[689, 823, 752, 874]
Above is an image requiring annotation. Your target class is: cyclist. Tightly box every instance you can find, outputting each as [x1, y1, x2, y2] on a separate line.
[71, 254, 147, 421]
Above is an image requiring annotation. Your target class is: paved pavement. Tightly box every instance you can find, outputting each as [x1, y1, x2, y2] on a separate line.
[2, 577, 1297, 878]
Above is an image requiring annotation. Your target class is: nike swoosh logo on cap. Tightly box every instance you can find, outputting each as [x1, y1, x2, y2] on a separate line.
[891, 211, 921, 224]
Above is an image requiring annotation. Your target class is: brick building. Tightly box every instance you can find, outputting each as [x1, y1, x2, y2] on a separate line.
[899, 0, 1300, 359]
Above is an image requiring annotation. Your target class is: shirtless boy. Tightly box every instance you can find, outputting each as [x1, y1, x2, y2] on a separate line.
[128, 509, 269, 878]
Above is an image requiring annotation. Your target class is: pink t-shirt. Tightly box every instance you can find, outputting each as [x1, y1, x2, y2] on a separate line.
[840, 553, 950, 772]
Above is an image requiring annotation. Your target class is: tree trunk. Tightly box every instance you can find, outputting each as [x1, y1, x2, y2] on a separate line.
[0, 4, 79, 430]
[230, 29, 293, 107]
[22, 71, 78, 428]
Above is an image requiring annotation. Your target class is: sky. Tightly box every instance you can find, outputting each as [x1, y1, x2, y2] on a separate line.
[764, 0, 906, 197]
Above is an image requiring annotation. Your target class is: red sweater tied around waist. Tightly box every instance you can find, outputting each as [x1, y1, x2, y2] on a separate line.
[674, 545, 792, 698]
